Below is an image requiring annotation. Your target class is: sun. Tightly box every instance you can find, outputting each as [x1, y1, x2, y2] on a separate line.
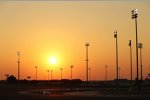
[49, 57, 57, 65]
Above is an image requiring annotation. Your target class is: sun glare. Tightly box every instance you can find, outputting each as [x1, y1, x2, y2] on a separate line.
[49, 57, 57, 65]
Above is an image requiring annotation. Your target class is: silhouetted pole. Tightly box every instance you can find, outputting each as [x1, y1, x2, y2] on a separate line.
[47, 70, 49, 81]
[17, 51, 21, 80]
[129, 40, 133, 81]
[88, 68, 91, 81]
[35, 66, 37, 80]
[114, 31, 118, 80]
[85, 42, 90, 82]
[138, 43, 143, 81]
[51, 70, 53, 80]
[105, 65, 108, 80]
[131, 9, 139, 86]
[118, 67, 121, 79]
[60, 68, 63, 80]
[70, 65, 73, 80]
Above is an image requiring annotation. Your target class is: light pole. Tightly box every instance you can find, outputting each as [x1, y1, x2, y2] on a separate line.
[47, 70, 49, 81]
[51, 70, 53, 80]
[60, 68, 63, 80]
[129, 40, 133, 81]
[70, 65, 73, 80]
[131, 9, 139, 82]
[35, 66, 37, 80]
[105, 65, 108, 80]
[88, 68, 91, 81]
[114, 30, 118, 80]
[17, 51, 21, 80]
[85, 42, 90, 82]
[118, 67, 121, 79]
[138, 43, 143, 81]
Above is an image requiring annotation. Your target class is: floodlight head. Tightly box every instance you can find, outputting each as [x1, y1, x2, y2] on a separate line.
[71, 65, 74, 68]
[114, 30, 117, 38]
[129, 40, 131, 46]
[105, 65, 108, 68]
[138, 43, 143, 48]
[17, 51, 20, 56]
[85, 42, 90, 46]
[131, 9, 138, 19]
[132, 9, 138, 14]
[134, 9, 138, 14]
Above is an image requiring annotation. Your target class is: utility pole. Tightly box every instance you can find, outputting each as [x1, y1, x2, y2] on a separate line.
[114, 31, 119, 80]
[35, 66, 37, 80]
[70, 65, 73, 80]
[89, 68, 91, 81]
[105, 65, 108, 80]
[60, 68, 63, 80]
[129, 40, 133, 81]
[51, 70, 53, 80]
[131, 8, 140, 91]
[47, 70, 49, 81]
[138, 43, 143, 81]
[85, 42, 90, 82]
[17, 51, 21, 80]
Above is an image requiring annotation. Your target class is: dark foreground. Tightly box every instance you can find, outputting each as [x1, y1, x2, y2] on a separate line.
[1, 81, 150, 100]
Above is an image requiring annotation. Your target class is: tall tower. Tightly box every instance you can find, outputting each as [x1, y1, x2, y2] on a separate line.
[17, 51, 21, 80]
[85, 42, 90, 82]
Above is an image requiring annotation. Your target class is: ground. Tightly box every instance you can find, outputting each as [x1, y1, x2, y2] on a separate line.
[0, 81, 150, 100]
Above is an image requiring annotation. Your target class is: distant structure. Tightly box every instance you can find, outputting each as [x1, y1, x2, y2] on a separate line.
[17, 51, 21, 80]
[70, 65, 73, 80]
[51, 70, 53, 80]
[27, 76, 31, 80]
[47, 70, 49, 81]
[5, 74, 9, 80]
[88, 68, 91, 81]
[85, 42, 90, 82]
[138, 43, 143, 80]
[114, 31, 119, 80]
[35, 66, 37, 80]
[105, 65, 108, 80]
[118, 67, 121, 79]
[131, 9, 139, 82]
[129, 40, 133, 81]
[60, 68, 63, 80]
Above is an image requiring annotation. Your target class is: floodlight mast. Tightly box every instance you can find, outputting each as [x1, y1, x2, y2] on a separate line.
[129, 40, 133, 81]
[114, 30, 118, 81]
[85, 42, 90, 82]
[70, 65, 73, 80]
[60, 68, 63, 80]
[105, 65, 108, 80]
[47, 70, 49, 81]
[17, 51, 20, 80]
[131, 9, 139, 83]
[88, 68, 91, 81]
[138, 43, 143, 81]
[35, 66, 37, 80]
[51, 70, 53, 80]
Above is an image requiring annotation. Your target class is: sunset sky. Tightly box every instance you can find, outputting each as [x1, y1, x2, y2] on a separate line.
[0, 0, 150, 80]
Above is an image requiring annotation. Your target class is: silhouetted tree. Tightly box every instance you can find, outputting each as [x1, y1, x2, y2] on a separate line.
[7, 75, 17, 83]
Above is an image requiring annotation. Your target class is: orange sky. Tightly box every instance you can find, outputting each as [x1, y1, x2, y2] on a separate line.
[0, 1, 150, 80]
